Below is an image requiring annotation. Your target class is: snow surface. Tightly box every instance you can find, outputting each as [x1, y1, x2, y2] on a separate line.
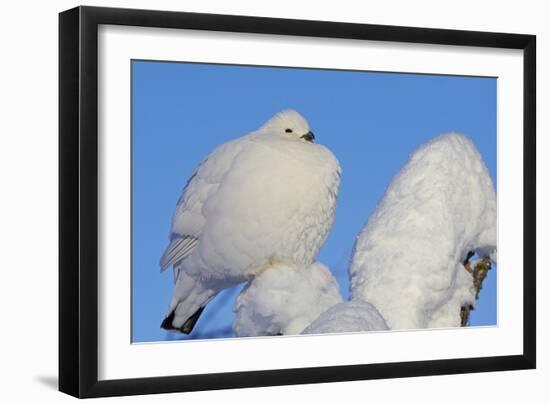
[233, 261, 343, 336]
[350, 133, 497, 330]
[159, 110, 341, 329]
[302, 300, 388, 334]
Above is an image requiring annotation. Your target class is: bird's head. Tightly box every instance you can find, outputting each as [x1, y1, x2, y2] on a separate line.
[258, 110, 315, 143]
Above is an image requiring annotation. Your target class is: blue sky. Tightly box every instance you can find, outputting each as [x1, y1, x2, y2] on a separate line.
[131, 60, 497, 343]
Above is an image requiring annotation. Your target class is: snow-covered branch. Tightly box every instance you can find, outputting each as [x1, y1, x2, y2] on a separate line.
[302, 300, 388, 334]
[233, 262, 342, 336]
[349, 133, 497, 329]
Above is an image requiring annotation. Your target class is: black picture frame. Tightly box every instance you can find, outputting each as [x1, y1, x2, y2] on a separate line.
[59, 5, 536, 398]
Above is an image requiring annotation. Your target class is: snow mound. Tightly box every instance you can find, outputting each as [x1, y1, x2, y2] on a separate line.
[350, 133, 496, 330]
[233, 261, 343, 337]
[302, 300, 388, 334]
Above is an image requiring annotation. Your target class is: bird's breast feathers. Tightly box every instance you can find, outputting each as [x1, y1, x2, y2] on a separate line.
[169, 133, 340, 280]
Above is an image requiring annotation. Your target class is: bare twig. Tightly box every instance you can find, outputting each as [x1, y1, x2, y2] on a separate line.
[460, 256, 492, 326]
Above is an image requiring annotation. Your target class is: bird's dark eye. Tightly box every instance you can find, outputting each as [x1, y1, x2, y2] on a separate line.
[285, 128, 293, 133]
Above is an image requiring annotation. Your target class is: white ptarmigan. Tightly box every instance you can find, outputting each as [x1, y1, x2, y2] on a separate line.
[160, 110, 341, 334]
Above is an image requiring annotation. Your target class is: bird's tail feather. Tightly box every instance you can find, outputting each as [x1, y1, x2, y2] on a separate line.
[161, 305, 206, 334]
[161, 271, 216, 334]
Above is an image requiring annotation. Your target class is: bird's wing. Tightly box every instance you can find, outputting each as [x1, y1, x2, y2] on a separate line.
[159, 236, 199, 270]
[159, 136, 252, 272]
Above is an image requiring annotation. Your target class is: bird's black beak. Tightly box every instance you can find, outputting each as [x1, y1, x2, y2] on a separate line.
[301, 131, 315, 142]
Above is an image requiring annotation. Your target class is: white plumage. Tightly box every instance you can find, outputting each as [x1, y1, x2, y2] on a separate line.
[160, 110, 341, 333]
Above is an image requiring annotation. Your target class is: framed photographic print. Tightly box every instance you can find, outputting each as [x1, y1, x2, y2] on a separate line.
[59, 5, 536, 398]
